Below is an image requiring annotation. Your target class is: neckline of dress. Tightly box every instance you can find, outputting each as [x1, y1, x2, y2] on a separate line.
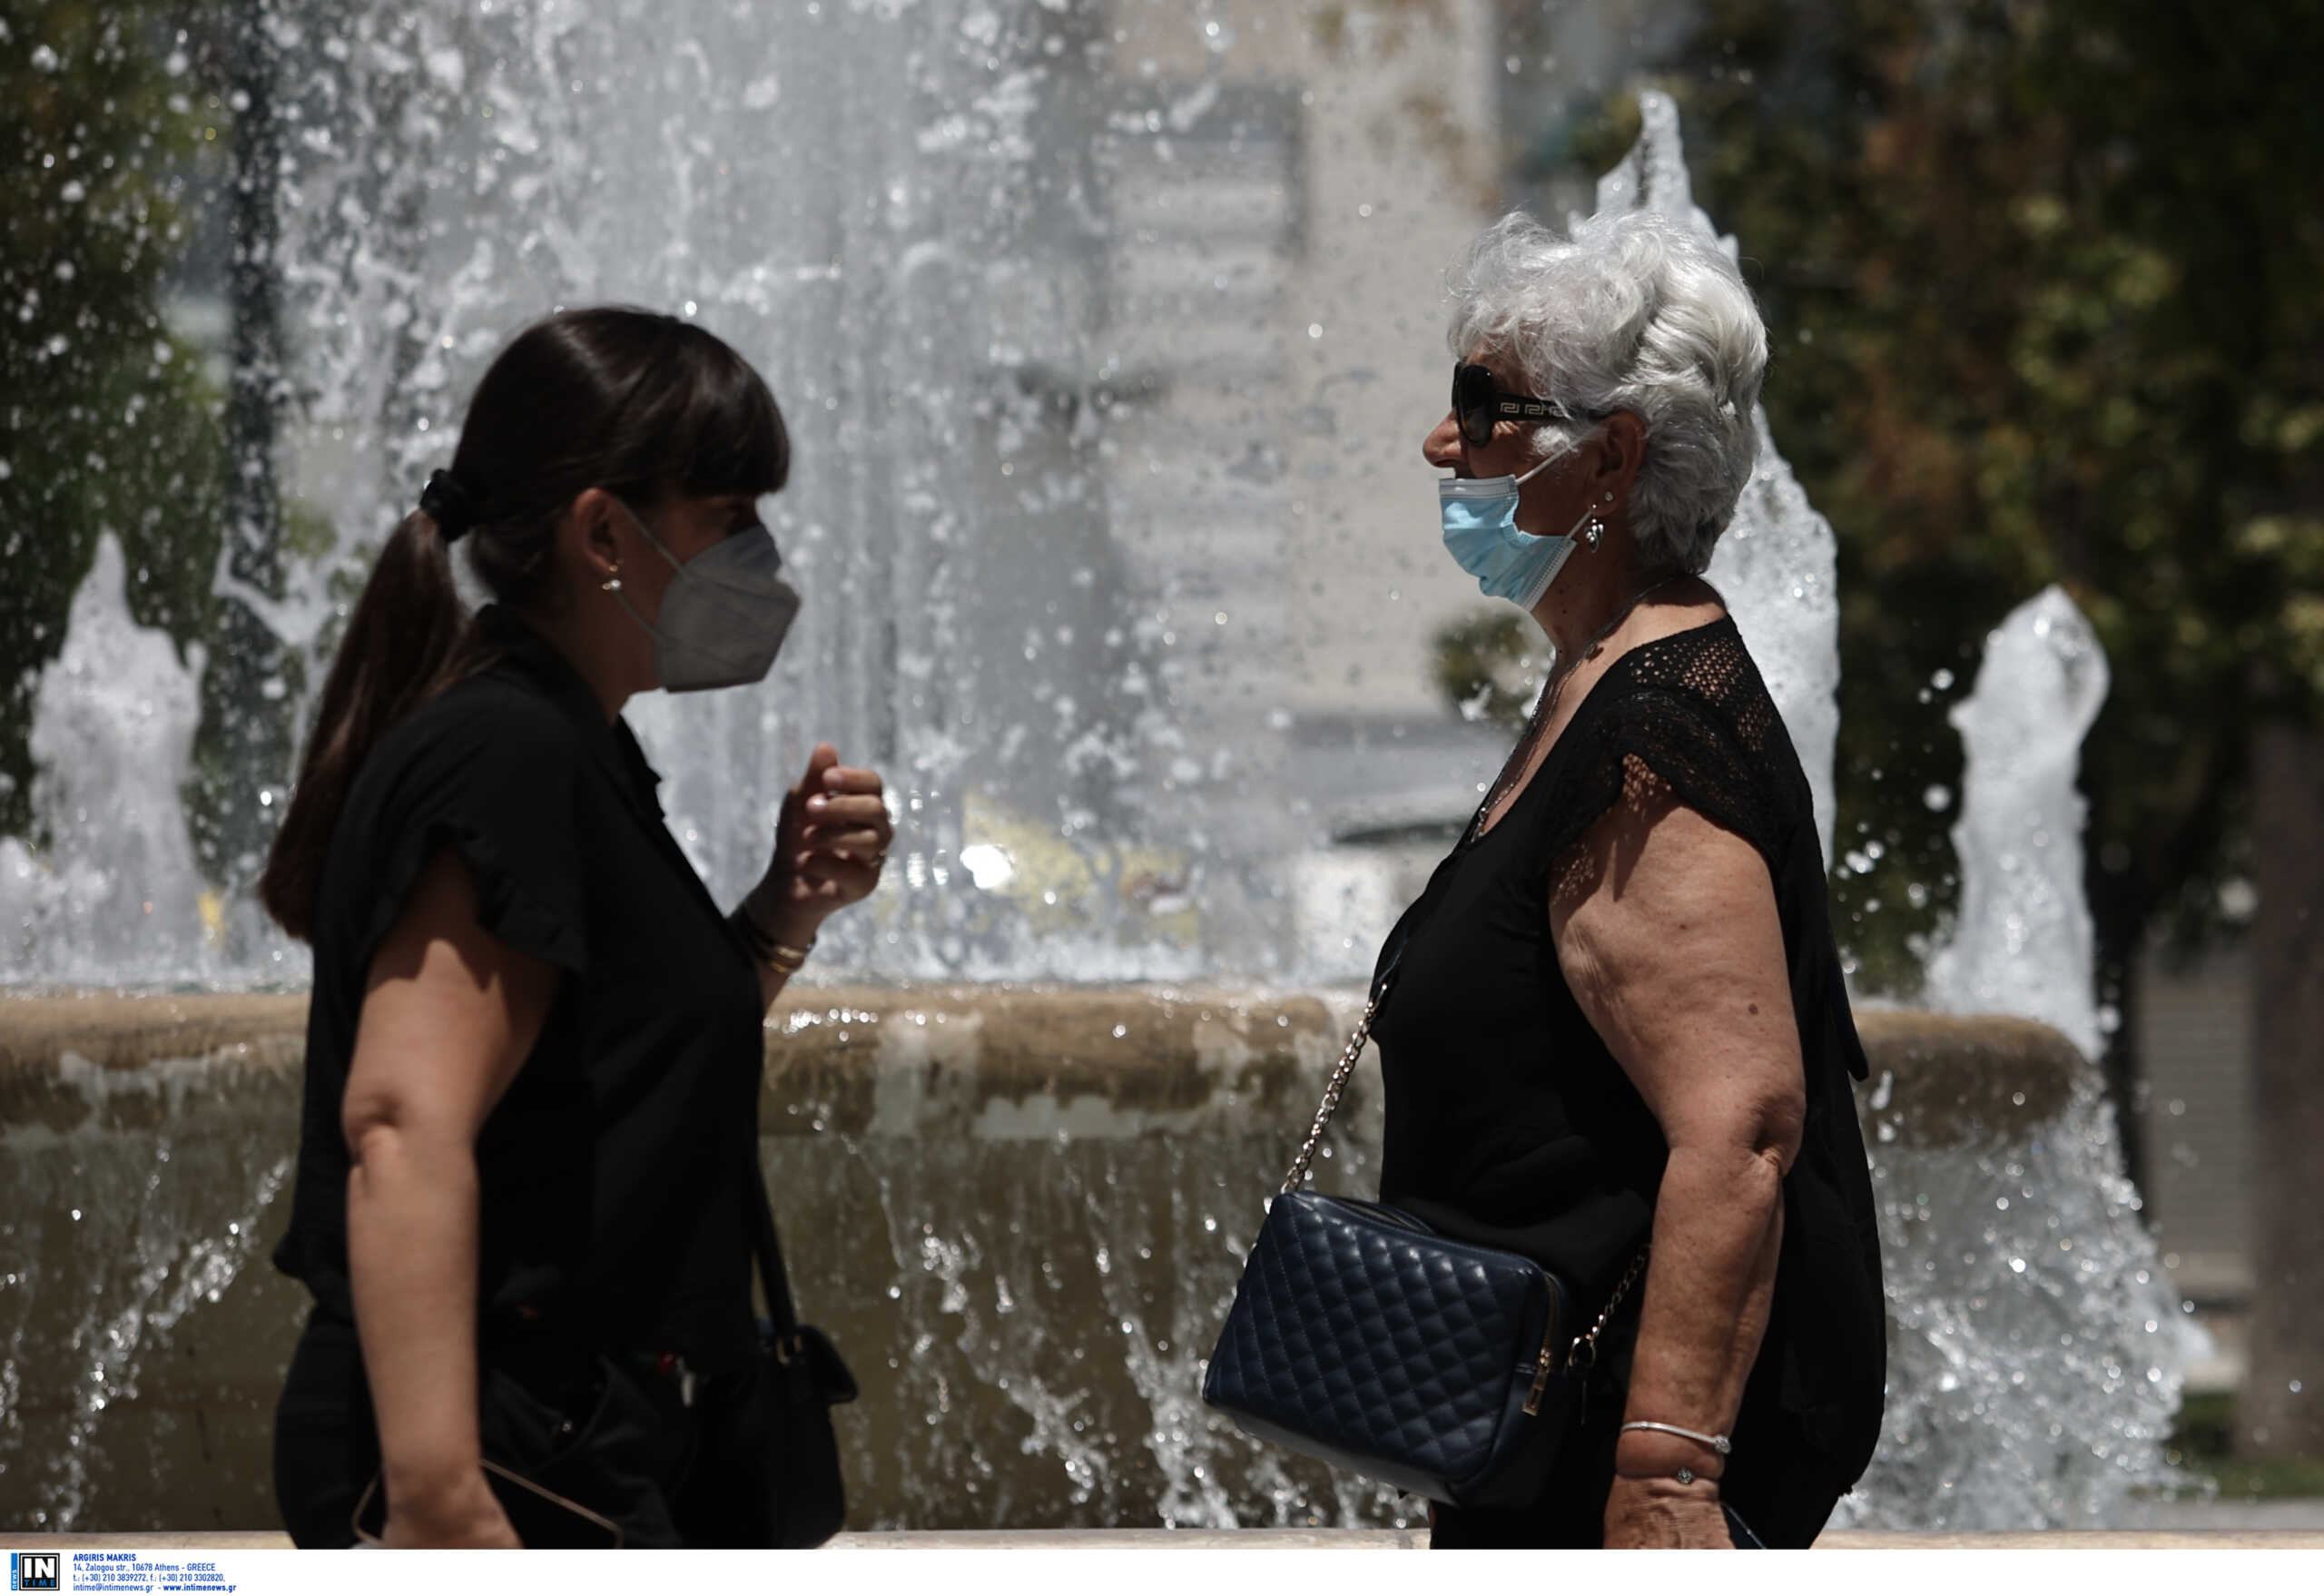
[1459, 611, 1736, 850]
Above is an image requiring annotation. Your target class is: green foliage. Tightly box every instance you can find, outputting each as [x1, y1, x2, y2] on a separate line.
[1443, 2, 2324, 1008]
[1678, 0, 2324, 1000]
[1, 1, 229, 840]
[1432, 610, 1547, 734]
[2169, 1390, 2324, 1495]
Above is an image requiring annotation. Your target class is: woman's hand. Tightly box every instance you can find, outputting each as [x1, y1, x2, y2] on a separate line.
[1602, 1474, 1730, 1548]
[744, 743, 893, 946]
[382, 1467, 523, 1548]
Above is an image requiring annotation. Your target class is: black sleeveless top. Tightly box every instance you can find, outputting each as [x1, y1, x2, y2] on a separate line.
[271, 606, 768, 1371]
[1371, 617, 1885, 1497]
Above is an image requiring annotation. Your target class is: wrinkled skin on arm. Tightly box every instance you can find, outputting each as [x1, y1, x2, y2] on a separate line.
[1549, 758, 1805, 1550]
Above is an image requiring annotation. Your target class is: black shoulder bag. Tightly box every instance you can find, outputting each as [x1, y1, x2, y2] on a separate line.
[1200, 953, 1647, 1508]
[732, 1148, 860, 1548]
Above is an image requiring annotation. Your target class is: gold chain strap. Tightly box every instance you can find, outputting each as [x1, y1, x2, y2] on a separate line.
[1278, 996, 1381, 1194]
[1524, 1242, 1653, 1414]
[1566, 1242, 1651, 1371]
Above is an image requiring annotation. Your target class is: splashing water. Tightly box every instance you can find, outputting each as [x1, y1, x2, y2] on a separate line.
[0, 1049, 294, 1532]
[760, 1111, 1413, 1532]
[1855, 585, 2200, 1528]
[259, 0, 1268, 982]
[0, 537, 220, 985]
[1925, 586, 2111, 1055]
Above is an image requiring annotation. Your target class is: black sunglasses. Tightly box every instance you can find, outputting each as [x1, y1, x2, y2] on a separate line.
[1452, 361, 1599, 448]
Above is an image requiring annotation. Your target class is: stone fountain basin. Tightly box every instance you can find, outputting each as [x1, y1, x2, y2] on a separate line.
[0, 990, 2081, 1533]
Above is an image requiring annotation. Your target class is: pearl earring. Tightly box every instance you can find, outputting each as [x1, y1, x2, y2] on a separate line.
[601, 566, 623, 593]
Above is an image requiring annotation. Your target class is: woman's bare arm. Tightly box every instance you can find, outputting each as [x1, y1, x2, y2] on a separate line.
[1551, 763, 1805, 1548]
[341, 847, 558, 1547]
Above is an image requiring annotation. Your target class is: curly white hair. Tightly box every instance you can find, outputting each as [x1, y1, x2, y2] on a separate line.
[1446, 208, 1768, 574]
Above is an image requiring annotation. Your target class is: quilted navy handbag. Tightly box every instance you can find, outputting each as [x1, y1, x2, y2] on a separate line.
[1200, 970, 1646, 1508]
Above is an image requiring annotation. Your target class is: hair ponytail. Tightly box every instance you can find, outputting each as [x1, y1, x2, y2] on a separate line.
[258, 509, 483, 939]
[255, 304, 789, 941]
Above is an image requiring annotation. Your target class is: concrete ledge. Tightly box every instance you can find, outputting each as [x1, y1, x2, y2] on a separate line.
[1852, 1008, 2082, 1145]
[1, 988, 2085, 1147]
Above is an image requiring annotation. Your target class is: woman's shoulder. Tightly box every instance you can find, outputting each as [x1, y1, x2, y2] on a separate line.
[1536, 611, 1805, 870]
[350, 666, 591, 817]
[404, 660, 587, 752]
[319, 663, 600, 974]
[1593, 612, 1786, 750]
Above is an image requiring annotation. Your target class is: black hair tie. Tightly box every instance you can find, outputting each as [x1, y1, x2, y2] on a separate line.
[419, 469, 480, 542]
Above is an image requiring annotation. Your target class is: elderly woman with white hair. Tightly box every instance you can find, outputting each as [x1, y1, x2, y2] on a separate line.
[1369, 210, 1886, 1548]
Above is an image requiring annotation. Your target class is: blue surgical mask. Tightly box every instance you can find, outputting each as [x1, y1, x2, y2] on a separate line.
[1439, 454, 1594, 609]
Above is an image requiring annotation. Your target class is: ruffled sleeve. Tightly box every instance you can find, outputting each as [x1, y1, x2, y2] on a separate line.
[348, 685, 591, 976]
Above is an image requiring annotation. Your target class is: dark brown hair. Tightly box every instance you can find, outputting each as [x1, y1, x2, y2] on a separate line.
[260, 306, 789, 939]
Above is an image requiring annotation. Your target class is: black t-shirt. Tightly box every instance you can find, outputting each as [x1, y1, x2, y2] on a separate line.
[1372, 617, 1886, 1509]
[271, 606, 767, 1371]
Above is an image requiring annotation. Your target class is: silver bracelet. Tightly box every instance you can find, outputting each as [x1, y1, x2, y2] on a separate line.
[1619, 1420, 1732, 1455]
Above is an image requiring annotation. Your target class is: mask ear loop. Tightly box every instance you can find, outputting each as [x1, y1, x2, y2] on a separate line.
[1512, 451, 1561, 488]
[605, 498, 684, 649]
[1512, 417, 1603, 488]
[1511, 426, 1609, 551]
[613, 498, 688, 575]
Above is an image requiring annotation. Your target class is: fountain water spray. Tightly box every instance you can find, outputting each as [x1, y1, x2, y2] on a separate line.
[1925, 586, 2110, 1054]
[0, 537, 216, 984]
[1849, 586, 2199, 1527]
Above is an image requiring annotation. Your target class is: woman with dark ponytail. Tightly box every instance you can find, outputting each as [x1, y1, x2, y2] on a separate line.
[263, 308, 891, 1547]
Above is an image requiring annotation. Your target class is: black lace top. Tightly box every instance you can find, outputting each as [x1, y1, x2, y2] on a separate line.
[1371, 616, 1885, 1515]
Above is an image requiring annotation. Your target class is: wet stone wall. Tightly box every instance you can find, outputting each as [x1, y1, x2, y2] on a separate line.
[0, 990, 2101, 1532]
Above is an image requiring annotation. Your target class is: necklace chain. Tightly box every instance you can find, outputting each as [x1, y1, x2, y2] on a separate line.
[1465, 573, 1691, 844]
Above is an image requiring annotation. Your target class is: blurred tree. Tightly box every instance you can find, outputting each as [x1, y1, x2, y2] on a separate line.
[1433, 610, 1550, 732]
[1668, 0, 2324, 1019]
[1, 1, 230, 846]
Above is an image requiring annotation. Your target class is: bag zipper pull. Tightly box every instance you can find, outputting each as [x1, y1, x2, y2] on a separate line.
[1521, 1317, 1562, 1416]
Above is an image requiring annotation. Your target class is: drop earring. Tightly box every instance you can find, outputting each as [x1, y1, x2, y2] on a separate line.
[1582, 490, 1614, 550]
[601, 565, 623, 593]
